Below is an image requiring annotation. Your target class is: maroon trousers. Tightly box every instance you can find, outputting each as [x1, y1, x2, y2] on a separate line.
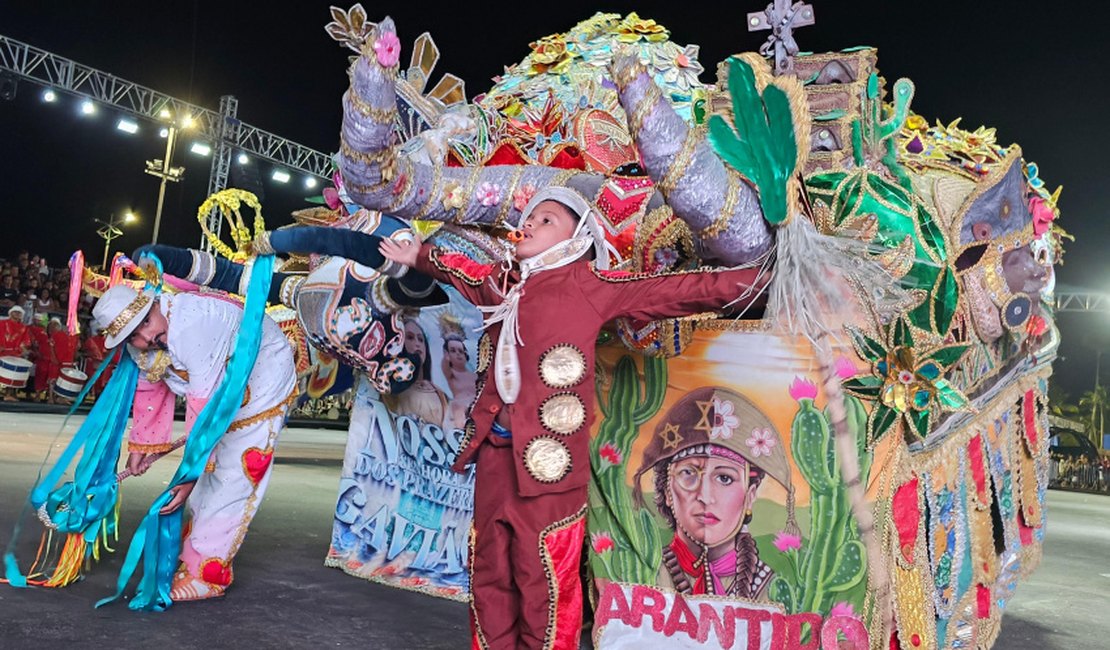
[470, 435, 587, 650]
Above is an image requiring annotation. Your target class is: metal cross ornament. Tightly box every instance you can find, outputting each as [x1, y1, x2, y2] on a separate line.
[747, 0, 816, 75]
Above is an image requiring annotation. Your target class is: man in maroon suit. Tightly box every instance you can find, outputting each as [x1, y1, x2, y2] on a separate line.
[380, 186, 768, 650]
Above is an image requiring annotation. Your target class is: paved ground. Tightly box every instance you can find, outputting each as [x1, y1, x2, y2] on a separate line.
[0, 411, 1106, 649]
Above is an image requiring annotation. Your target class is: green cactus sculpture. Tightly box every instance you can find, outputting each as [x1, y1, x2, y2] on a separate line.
[769, 380, 872, 616]
[588, 354, 667, 584]
[707, 57, 800, 225]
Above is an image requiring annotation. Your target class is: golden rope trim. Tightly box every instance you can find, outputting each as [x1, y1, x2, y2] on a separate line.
[699, 171, 743, 239]
[226, 387, 298, 432]
[347, 89, 396, 123]
[538, 504, 587, 650]
[494, 167, 526, 229]
[339, 139, 395, 165]
[657, 128, 702, 195]
[629, 84, 662, 139]
[104, 293, 151, 339]
[414, 161, 443, 220]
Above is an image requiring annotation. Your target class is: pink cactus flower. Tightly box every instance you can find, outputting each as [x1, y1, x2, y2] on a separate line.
[830, 601, 860, 619]
[1029, 196, 1056, 237]
[598, 442, 623, 467]
[772, 531, 802, 553]
[789, 376, 819, 401]
[835, 356, 860, 380]
[373, 31, 401, 67]
[591, 531, 615, 555]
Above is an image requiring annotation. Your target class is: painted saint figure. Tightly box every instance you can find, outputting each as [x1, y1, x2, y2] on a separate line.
[634, 386, 798, 601]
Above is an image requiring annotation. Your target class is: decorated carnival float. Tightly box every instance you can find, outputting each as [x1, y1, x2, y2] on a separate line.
[28, 2, 1062, 648]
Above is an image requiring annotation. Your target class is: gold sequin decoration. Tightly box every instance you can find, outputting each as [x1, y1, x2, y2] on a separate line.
[523, 436, 572, 483]
[538, 345, 586, 389]
[539, 392, 587, 435]
[476, 333, 493, 374]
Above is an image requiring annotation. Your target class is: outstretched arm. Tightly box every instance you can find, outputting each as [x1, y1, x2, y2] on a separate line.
[585, 265, 770, 323]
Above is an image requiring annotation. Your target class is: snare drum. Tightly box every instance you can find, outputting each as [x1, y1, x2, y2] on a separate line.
[53, 367, 88, 401]
[0, 356, 32, 388]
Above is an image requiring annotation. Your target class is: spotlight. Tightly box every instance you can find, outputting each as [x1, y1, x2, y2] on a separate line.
[181, 115, 195, 128]
[159, 128, 169, 138]
[80, 100, 96, 115]
[159, 108, 172, 119]
[190, 142, 211, 156]
[116, 118, 139, 134]
[272, 170, 291, 183]
[42, 89, 57, 102]
[305, 177, 318, 189]
[237, 153, 249, 164]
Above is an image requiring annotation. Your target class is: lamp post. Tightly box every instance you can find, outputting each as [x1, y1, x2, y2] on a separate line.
[95, 212, 137, 270]
[144, 113, 190, 244]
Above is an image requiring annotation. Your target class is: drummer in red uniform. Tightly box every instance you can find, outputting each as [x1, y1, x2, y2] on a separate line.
[379, 186, 769, 650]
[0, 305, 32, 400]
[80, 328, 116, 397]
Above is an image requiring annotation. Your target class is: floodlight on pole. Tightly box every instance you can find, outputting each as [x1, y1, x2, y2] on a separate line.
[272, 170, 291, 183]
[42, 89, 56, 102]
[190, 142, 211, 156]
[95, 212, 138, 269]
[80, 99, 96, 115]
[145, 118, 190, 243]
[116, 118, 139, 134]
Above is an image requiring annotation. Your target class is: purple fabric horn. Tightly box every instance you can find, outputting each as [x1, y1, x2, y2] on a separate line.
[339, 17, 601, 230]
[612, 56, 773, 266]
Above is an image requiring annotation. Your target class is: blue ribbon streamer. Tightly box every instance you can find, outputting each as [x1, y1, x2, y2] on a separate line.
[97, 255, 275, 611]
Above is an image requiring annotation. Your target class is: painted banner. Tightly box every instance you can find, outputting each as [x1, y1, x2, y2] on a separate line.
[325, 290, 481, 600]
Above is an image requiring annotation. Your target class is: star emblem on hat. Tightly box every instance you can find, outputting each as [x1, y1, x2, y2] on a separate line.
[693, 399, 714, 435]
[660, 423, 683, 450]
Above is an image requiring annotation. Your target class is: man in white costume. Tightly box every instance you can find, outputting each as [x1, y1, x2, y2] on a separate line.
[92, 284, 297, 601]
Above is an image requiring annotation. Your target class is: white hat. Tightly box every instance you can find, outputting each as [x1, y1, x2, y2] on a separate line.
[518, 186, 620, 270]
[7, 305, 24, 316]
[92, 285, 155, 348]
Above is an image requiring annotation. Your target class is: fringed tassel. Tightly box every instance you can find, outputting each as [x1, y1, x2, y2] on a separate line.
[67, 250, 84, 336]
[43, 533, 87, 588]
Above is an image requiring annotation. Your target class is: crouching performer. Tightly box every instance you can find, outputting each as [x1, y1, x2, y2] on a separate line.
[91, 279, 297, 602]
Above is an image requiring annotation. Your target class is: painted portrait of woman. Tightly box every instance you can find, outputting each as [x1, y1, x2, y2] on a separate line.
[634, 386, 798, 600]
[382, 315, 449, 427]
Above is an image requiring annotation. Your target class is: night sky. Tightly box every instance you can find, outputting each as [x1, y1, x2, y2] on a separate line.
[1, 1, 1106, 399]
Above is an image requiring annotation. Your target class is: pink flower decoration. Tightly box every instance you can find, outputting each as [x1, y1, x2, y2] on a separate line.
[1029, 196, 1056, 237]
[746, 428, 776, 457]
[323, 187, 342, 210]
[475, 182, 502, 207]
[373, 31, 401, 67]
[789, 376, 818, 401]
[830, 601, 860, 619]
[772, 531, 802, 553]
[598, 442, 623, 467]
[591, 531, 615, 555]
[835, 356, 859, 380]
[512, 183, 537, 211]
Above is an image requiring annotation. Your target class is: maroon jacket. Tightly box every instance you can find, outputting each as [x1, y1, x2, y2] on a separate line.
[415, 244, 765, 497]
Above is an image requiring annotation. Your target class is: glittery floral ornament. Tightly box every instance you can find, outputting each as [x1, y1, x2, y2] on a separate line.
[1029, 195, 1057, 238]
[512, 183, 537, 211]
[614, 12, 669, 43]
[442, 181, 466, 210]
[652, 43, 704, 91]
[474, 182, 502, 207]
[372, 30, 401, 68]
[842, 319, 971, 444]
[527, 34, 577, 76]
[709, 397, 739, 439]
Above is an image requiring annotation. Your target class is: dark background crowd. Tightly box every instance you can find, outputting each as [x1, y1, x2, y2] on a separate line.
[0, 249, 113, 403]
